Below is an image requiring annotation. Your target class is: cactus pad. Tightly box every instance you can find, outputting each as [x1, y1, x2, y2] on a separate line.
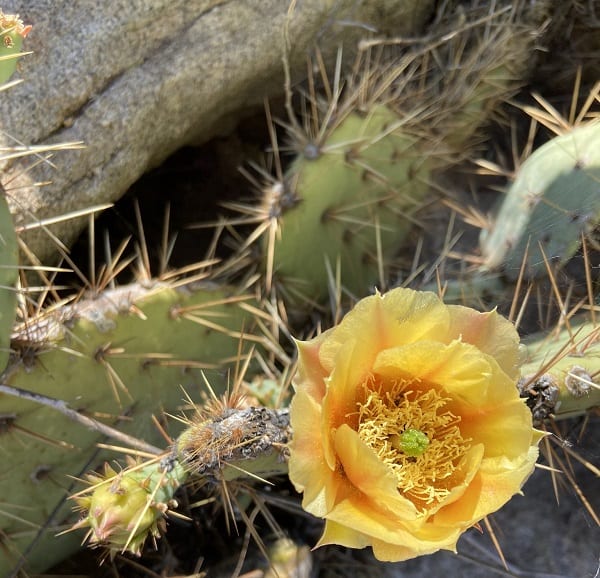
[480, 121, 600, 279]
[265, 105, 429, 302]
[0, 186, 18, 374]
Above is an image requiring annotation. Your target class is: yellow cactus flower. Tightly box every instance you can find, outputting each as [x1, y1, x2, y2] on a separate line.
[288, 288, 542, 562]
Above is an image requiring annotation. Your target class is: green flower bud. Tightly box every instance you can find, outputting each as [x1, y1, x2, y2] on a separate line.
[72, 460, 187, 556]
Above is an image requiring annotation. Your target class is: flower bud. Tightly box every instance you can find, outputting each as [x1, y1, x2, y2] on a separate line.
[72, 460, 186, 556]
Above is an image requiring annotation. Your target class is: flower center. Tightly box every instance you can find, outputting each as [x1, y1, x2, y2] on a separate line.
[390, 428, 430, 457]
[356, 379, 471, 510]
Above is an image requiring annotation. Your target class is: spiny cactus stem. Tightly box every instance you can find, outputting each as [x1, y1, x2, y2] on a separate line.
[174, 406, 291, 482]
[518, 368, 600, 425]
[0, 383, 162, 455]
[518, 319, 600, 424]
[72, 407, 291, 554]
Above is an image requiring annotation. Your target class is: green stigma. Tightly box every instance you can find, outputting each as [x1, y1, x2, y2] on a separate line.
[391, 428, 430, 457]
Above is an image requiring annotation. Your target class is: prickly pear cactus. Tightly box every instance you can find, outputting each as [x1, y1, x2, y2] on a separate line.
[0, 10, 31, 84]
[0, 281, 265, 576]
[264, 104, 430, 303]
[480, 121, 600, 279]
[2, 5, 586, 576]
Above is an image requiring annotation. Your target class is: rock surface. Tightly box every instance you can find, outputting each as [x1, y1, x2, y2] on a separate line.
[0, 0, 433, 263]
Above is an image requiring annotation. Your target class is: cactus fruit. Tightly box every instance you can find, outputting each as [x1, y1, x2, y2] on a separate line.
[71, 458, 187, 557]
[0, 10, 31, 85]
[263, 104, 430, 303]
[0, 280, 269, 576]
[480, 121, 600, 279]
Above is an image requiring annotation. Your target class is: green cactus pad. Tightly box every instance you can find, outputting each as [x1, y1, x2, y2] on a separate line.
[0, 282, 264, 575]
[0, 187, 18, 374]
[0, 11, 31, 84]
[265, 105, 429, 303]
[480, 121, 600, 279]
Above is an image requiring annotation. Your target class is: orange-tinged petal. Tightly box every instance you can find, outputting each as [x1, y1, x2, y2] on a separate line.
[320, 339, 365, 470]
[322, 496, 460, 552]
[371, 514, 466, 561]
[434, 444, 539, 526]
[370, 535, 457, 562]
[318, 289, 450, 377]
[447, 305, 520, 380]
[317, 519, 372, 550]
[294, 333, 331, 401]
[473, 444, 539, 516]
[288, 389, 340, 516]
[373, 340, 493, 403]
[425, 444, 485, 524]
[334, 424, 418, 520]
[459, 398, 535, 459]
[432, 469, 484, 528]
[425, 443, 485, 519]
[448, 356, 536, 459]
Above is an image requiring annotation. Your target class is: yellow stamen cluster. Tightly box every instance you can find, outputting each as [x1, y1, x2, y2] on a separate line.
[357, 379, 471, 510]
